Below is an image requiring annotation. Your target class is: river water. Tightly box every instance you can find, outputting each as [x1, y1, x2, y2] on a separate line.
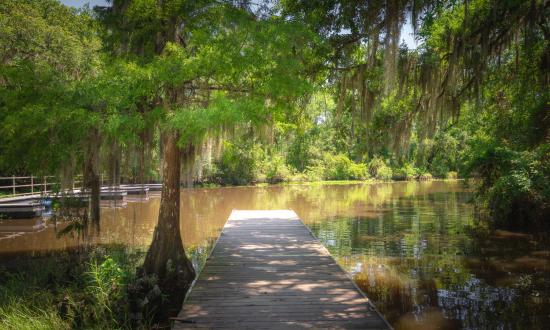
[0, 181, 548, 329]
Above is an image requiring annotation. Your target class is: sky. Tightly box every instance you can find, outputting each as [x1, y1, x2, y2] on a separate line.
[60, 0, 109, 7]
[400, 19, 419, 49]
[60, 0, 418, 49]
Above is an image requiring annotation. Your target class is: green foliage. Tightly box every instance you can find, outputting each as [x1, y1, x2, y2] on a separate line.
[368, 90, 416, 156]
[287, 132, 321, 172]
[428, 130, 463, 178]
[85, 257, 129, 325]
[392, 164, 418, 181]
[376, 166, 393, 181]
[0, 303, 67, 330]
[417, 172, 433, 181]
[206, 142, 374, 184]
[0, 247, 145, 329]
[0, 0, 548, 235]
[209, 141, 257, 186]
[303, 162, 327, 182]
[0, 0, 102, 175]
[264, 155, 292, 184]
[323, 154, 368, 180]
[467, 143, 550, 230]
[446, 171, 458, 180]
[279, 0, 548, 231]
[367, 157, 393, 181]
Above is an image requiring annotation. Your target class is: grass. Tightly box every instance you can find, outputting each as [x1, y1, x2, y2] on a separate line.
[0, 302, 67, 330]
[0, 246, 147, 330]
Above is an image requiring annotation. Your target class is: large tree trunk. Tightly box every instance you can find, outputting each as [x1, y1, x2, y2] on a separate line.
[143, 130, 196, 320]
[139, 4, 195, 323]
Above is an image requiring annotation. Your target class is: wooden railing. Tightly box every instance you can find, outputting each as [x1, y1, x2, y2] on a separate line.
[0, 176, 83, 198]
[0, 174, 160, 198]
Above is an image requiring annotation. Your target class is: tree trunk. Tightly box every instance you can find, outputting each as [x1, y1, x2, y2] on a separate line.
[143, 130, 196, 320]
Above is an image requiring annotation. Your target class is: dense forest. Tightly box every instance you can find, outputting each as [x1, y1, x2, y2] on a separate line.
[0, 0, 548, 328]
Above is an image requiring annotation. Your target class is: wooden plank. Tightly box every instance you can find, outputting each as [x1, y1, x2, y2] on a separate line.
[174, 210, 390, 330]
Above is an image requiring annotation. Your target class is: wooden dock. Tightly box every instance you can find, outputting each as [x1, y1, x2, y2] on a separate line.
[174, 210, 390, 329]
[0, 184, 158, 218]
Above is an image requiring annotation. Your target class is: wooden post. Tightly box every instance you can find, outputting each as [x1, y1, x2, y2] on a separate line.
[43, 177, 46, 193]
[12, 176, 15, 196]
[31, 176, 34, 194]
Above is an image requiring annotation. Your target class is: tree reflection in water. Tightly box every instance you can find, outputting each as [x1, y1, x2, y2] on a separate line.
[308, 190, 550, 329]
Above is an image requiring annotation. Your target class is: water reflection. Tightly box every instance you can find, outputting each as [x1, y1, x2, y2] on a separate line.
[307, 189, 550, 329]
[0, 181, 549, 329]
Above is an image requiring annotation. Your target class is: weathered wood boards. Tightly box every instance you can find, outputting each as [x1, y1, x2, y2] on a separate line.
[0, 202, 44, 219]
[174, 210, 390, 329]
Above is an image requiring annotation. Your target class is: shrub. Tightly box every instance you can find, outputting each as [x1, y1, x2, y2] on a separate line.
[85, 256, 129, 325]
[430, 161, 450, 178]
[420, 129, 463, 177]
[324, 154, 367, 180]
[265, 155, 291, 183]
[417, 172, 433, 181]
[288, 172, 308, 182]
[304, 163, 326, 181]
[368, 157, 392, 180]
[349, 162, 368, 180]
[376, 166, 393, 180]
[367, 156, 385, 177]
[446, 171, 458, 179]
[210, 141, 256, 185]
[392, 164, 417, 181]
[469, 144, 550, 231]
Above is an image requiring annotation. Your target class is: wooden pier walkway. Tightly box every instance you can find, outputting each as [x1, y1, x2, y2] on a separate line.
[0, 184, 160, 218]
[174, 210, 390, 329]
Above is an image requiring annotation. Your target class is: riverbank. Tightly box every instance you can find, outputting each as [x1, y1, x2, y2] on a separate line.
[196, 177, 464, 189]
[0, 246, 147, 329]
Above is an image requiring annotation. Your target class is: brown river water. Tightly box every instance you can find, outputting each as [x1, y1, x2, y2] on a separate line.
[1, 181, 549, 329]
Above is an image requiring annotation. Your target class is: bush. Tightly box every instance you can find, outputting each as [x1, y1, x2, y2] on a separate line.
[288, 172, 308, 182]
[446, 171, 458, 179]
[349, 162, 368, 180]
[265, 155, 291, 183]
[367, 156, 385, 177]
[323, 154, 368, 180]
[209, 141, 257, 185]
[469, 144, 550, 231]
[368, 157, 392, 180]
[85, 256, 129, 325]
[419, 129, 463, 177]
[304, 162, 326, 181]
[417, 172, 433, 181]
[376, 166, 393, 180]
[392, 164, 417, 181]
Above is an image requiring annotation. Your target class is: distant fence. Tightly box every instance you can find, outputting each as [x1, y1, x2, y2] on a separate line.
[0, 176, 83, 198]
[0, 175, 160, 198]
